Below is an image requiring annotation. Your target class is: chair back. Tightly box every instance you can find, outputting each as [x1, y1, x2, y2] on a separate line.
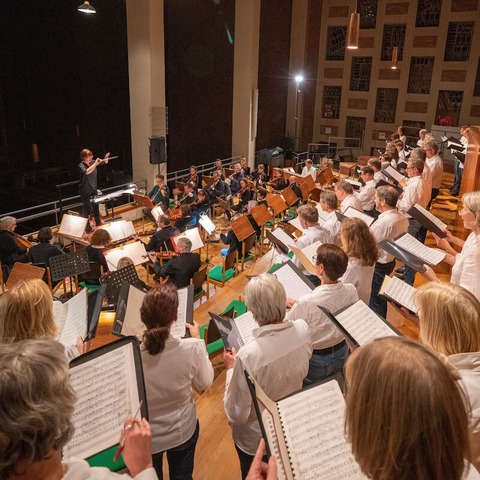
[224, 250, 237, 272]
[205, 318, 222, 344]
[191, 264, 208, 291]
[242, 233, 256, 257]
[5, 262, 46, 290]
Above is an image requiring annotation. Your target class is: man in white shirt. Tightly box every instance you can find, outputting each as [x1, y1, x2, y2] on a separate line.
[397, 158, 428, 285]
[335, 180, 363, 213]
[368, 186, 409, 317]
[424, 140, 443, 204]
[286, 244, 358, 385]
[301, 158, 317, 181]
[368, 158, 387, 184]
[354, 166, 377, 216]
[411, 147, 432, 206]
[318, 190, 342, 246]
[223, 274, 312, 479]
[417, 128, 428, 148]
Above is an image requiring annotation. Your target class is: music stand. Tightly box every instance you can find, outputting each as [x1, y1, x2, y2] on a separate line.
[267, 194, 288, 217]
[99, 264, 141, 305]
[281, 186, 300, 207]
[198, 214, 216, 264]
[202, 176, 215, 187]
[302, 174, 316, 192]
[133, 193, 155, 209]
[49, 250, 91, 297]
[250, 203, 273, 254]
[300, 182, 310, 201]
[231, 215, 255, 242]
[309, 188, 322, 203]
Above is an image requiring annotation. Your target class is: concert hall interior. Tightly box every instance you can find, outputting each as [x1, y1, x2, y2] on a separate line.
[1, 1, 480, 480]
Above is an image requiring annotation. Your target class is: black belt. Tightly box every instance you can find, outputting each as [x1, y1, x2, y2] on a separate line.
[312, 340, 347, 356]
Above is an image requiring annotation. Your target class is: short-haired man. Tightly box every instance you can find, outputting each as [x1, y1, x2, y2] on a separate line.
[423, 140, 443, 205]
[251, 164, 269, 187]
[354, 166, 377, 216]
[143, 175, 170, 224]
[229, 163, 244, 194]
[368, 158, 386, 184]
[212, 158, 225, 180]
[368, 186, 409, 316]
[149, 236, 201, 288]
[318, 190, 341, 246]
[286, 244, 358, 385]
[223, 274, 312, 478]
[334, 180, 363, 213]
[175, 182, 197, 207]
[207, 171, 229, 203]
[301, 159, 317, 181]
[145, 215, 180, 252]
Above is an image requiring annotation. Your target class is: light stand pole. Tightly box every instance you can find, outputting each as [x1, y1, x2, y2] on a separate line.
[294, 75, 303, 153]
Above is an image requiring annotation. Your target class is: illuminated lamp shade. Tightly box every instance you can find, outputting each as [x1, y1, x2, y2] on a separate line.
[347, 12, 360, 49]
[78, 1, 96, 14]
[391, 46, 399, 70]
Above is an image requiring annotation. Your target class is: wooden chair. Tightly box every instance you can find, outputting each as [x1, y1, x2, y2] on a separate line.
[191, 264, 209, 305]
[240, 233, 258, 272]
[3, 262, 46, 291]
[199, 319, 224, 359]
[208, 250, 238, 288]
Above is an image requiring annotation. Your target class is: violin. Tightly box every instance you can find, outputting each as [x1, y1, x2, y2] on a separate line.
[13, 232, 34, 249]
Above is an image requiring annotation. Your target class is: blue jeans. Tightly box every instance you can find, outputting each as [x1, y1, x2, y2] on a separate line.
[369, 260, 395, 318]
[451, 158, 463, 193]
[303, 342, 349, 387]
[404, 218, 421, 286]
[152, 420, 199, 480]
[235, 444, 267, 480]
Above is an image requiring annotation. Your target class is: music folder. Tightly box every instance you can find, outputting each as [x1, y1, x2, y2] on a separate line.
[379, 276, 418, 315]
[375, 179, 403, 195]
[112, 282, 194, 339]
[335, 206, 375, 227]
[383, 165, 404, 184]
[407, 204, 447, 238]
[208, 310, 258, 352]
[319, 300, 401, 349]
[246, 373, 362, 480]
[64, 337, 148, 462]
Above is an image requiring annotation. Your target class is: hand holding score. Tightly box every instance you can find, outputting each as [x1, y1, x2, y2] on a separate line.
[223, 347, 237, 370]
[246, 439, 277, 480]
[120, 418, 154, 477]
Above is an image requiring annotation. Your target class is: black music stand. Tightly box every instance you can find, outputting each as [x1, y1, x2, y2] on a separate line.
[49, 250, 91, 298]
[99, 264, 144, 305]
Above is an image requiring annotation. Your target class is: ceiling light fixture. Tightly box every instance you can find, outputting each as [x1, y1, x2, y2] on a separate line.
[78, 1, 96, 14]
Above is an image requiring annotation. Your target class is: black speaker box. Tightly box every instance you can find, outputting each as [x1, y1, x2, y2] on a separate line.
[149, 136, 166, 164]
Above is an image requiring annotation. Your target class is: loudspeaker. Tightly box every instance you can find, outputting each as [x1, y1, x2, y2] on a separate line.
[149, 136, 166, 164]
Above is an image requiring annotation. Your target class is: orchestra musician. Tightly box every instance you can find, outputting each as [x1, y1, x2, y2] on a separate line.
[28, 226, 64, 266]
[145, 215, 180, 252]
[78, 148, 110, 232]
[266, 169, 287, 191]
[240, 157, 251, 177]
[182, 165, 201, 190]
[175, 182, 197, 207]
[0, 217, 29, 274]
[143, 174, 170, 224]
[288, 176, 302, 199]
[251, 164, 269, 187]
[212, 158, 225, 180]
[174, 204, 193, 232]
[190, 189, 211, 225]
[226, 179, 253, 220]
[301, 158, 316, 181]
[229, 163, 244, 194]
[206, 171, 229, 204]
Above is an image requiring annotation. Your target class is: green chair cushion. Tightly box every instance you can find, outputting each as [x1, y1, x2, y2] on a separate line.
[193, 287, 205, 299]
[79, 282, 99, 292]
[206, 338, 224, 355]
[222, 300, 247, 317]
[208, 266, 235, 283]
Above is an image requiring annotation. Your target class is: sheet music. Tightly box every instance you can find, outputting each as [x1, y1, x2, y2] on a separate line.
[199, 214, 216, 235]
[412, 204, 447, 232]
[381, 276, 418, 314]
[54, 289, 88, 346]
[289, 241, 322, 275]
[394, 233, 446, 265]
[343, 207, 375, 227]
[101, 220, 136, 242]
[121, 286, 147, 337]
[272, 228, 296, 249]
[104, 241, 148, 271]
[64, 343, 140, 459]
[260, 408, 288, 480]
[151, 205, 164, 221]
[233, 311, 257, 346]
[279, 380, 362, 479]
[172, 227, 205, 252]
[171, 286, 189, 339]
[334, 300, 398, 345]
[384, 165, 404, 183]
[59, 214, 88, 238]
[273, 263, 312, 300]
[288, 217, 304, 233]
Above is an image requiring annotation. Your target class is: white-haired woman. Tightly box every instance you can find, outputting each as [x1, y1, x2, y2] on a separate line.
[223, 273, 312, 479]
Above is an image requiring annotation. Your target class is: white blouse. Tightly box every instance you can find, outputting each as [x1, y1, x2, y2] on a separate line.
[451, 232, 480, 302]
[340, 257, 375, 305]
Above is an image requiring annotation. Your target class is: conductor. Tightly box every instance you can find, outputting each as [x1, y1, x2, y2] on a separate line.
[78, 148, 110, 232]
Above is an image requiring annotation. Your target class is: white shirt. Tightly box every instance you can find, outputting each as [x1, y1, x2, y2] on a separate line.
[354, 179, 376, 211]
[374, 170, 387, 184]
[322, 211, 342, 246]
[302, 165, 317, 180]
[224, 320, 312, 455]
[451, 232, 480, 302]
[285, 282, 358, 349]
[422, 163, 433, 202]
[397, 175, 429, 216]
[426, 154, 444, 189]
[449, 352, 480, 470]
[370, 209, 409, 263]
[340, 257, 375, 304]
[63, 457, 158, 479]
[141, 336, 214, 453]
[293, 223, 334, 273]
[341, 194, 363, 213]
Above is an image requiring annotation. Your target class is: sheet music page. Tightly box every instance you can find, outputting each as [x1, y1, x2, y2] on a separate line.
[334, 300, 398, 345]
[122, 287, 147, 337]
[173, 228, 205, 252]
[381, 276, 418, 314]
[394, 233, 446, 265]
[290, 241, 321, 275]
[261, 408, 288, 480]
[102, 221, 128, 242]
[53, 300, 68, 332]
[273, 229, 296, 249]
[64, 343, 140, 459]
[59, 214, 88, 238]
[233, 311, 257, 346]
[273, 263, 312, 300]
[123, 221, 136, 238]
[288, 217, 304, 233]
[279, 380, 362, 480]
[384, 165, 404, 183]
[105, 241, 148, 271]
[57, 289, 88, 346]
[343, 207, 375, 227]
[413, 204, 447, 231]
[198, 214, 216, 234]
[151, 205, 164, 221]
[171, 286, 189, 339]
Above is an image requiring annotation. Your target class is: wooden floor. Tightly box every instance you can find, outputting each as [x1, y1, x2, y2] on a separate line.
[90, 172, 459, 480]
